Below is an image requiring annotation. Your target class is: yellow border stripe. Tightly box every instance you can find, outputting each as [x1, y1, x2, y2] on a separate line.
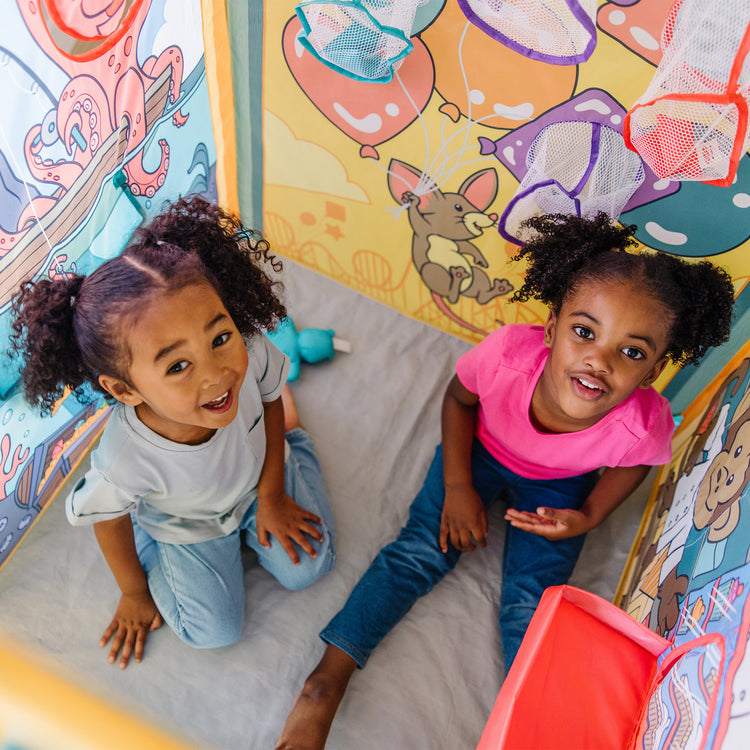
[201, 0, 239, 214]
[0, 632, 200, 750]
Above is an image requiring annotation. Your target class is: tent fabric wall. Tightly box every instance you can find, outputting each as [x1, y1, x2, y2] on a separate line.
[200, 0, 239, 215]
[218, 2, 265, 227]
[229, 0, 750, 377]
[615, 338, 750, 749]
[202, 1, 750, 421]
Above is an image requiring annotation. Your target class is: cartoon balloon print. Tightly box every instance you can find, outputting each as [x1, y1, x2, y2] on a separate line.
[621, 153, 750, 256]
[412, 0, 447, 34]
[282, 15, 434, 159]
[597, 0, 675, 65]
[420, 0, 576, 129]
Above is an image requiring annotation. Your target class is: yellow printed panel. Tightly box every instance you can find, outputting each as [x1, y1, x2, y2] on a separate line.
[261, 1, 750, 350]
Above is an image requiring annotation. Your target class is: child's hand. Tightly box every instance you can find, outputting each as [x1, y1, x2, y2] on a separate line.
[256, 492, 323, 564]
[100, 591, 162, 669]
[504, 507, 591, 540]
[440, 484, 488, 553]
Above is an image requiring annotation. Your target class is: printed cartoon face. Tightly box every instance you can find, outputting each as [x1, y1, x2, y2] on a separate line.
[533, 280, 671, 433]
[101, 283, 249, 445]
[694, 420, 750, 541]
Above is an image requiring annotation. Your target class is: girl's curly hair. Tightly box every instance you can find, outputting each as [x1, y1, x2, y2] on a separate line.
[511, 213, 735, 367]
[11, 195, 286, 413]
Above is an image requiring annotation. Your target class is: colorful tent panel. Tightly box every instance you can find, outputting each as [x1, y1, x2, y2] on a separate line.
[251, 0, 750, 366]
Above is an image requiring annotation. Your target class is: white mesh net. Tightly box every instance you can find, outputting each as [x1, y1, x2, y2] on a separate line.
[624, 0, 750, 185]
[459, 0, 597, 63]
[295, 0, 426, 82]
[500, 121, 645, 244]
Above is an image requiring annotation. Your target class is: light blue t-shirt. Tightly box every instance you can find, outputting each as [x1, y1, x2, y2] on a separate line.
[66, 335, 289, 544]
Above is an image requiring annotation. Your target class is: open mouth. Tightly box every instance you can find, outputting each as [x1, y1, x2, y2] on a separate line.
[202, 390, 232, 412]
[572, 376, 606, 398]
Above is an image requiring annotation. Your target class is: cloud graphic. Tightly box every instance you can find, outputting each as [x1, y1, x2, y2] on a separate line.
[264, 111, 368, 202]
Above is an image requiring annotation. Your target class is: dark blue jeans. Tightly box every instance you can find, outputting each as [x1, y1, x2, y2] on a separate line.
[321, 439, 598, 672]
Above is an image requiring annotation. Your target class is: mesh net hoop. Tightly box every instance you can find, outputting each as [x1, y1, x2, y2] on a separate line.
[295, 0, 427, 82]
[623, 0, 750, 186]
[499, 121, 645, 245]
[457, 0, 597, 65]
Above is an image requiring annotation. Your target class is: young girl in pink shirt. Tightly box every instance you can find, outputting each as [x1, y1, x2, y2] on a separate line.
[277, 212, 735, 750]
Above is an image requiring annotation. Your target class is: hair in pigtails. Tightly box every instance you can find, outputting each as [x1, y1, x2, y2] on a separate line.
[508, 211, 735, 367]
[193, 220, 287, 336]
[10, 275, 89, 413]
[12, 196, 291, 414]
[664, 259, 734, 366]
[511, 213, 637, 312]
[125, 196, 286, 336]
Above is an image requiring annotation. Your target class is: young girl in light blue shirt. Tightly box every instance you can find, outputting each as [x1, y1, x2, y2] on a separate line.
[11, 196, 335, 668]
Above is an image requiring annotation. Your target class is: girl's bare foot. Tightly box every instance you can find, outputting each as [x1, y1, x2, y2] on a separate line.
[276, 646, 357, 750]
[281, 385, 301, 432]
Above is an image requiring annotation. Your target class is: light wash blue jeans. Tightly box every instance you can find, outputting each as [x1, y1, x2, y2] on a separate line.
[321, 439, 597, 672]
[133, 428, 335, 648]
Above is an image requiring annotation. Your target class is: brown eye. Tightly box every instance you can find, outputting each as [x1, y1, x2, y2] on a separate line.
[167, 360, 188, 374]
[623, 347, 645, 360]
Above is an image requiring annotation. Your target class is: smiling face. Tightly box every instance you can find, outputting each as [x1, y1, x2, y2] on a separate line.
[98, 282, 249, 445]
[531, 279, 672, 433]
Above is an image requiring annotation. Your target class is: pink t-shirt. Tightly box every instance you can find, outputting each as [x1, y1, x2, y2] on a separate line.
[455, 324, 674, 480]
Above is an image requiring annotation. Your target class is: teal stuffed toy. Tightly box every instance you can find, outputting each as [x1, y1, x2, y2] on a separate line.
[266, 317, 349, 381]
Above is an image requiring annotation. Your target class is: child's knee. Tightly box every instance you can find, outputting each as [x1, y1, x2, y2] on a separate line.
[278, 537, 336, 591]
[166, 598, 244, 649]
[176, 616, 243, 649]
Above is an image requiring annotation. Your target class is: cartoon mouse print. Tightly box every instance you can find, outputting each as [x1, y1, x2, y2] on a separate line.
[387, 159, 512, 331]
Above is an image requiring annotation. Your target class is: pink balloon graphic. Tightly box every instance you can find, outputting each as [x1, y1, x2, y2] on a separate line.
[282, 16, 435, 159]
[597, 0, 675, 66]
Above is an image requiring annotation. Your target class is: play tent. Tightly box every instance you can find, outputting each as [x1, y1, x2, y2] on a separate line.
[1, 1, 750, 748]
